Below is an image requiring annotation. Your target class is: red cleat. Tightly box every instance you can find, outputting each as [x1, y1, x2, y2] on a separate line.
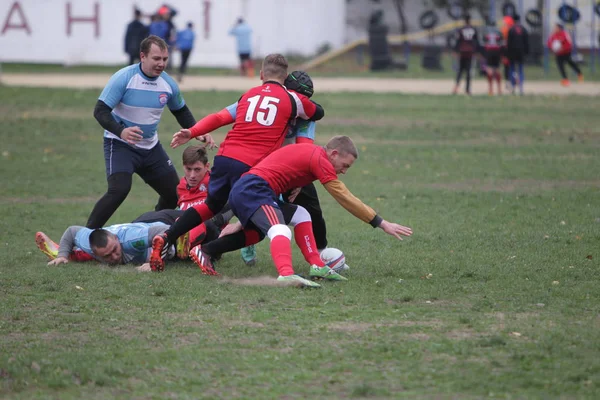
[189, 245, 219, 276]
[150, 234, 168, 272]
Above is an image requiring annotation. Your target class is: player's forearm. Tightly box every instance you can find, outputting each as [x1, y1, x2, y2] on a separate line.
[94, 100, 125, 137]
[307, 101, 324, 121]
[171, 104, 196, 129]
[189, 108, 234, 138]
[57, 226, 83, 259]
[323, 180, 381, 226]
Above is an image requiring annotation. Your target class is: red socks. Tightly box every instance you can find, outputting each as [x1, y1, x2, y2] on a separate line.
[293, 222, 325, 267]
[270, 235, 294, 276]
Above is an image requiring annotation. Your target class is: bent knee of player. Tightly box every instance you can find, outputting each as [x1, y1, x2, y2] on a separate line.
[289, 206, 311, 227]
[267, 224, 291, 241]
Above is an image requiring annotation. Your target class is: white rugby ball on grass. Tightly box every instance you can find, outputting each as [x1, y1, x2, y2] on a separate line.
[320, 248, 350, 272]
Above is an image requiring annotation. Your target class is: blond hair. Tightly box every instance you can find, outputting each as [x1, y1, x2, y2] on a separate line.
[261, 54, 288, 81]
[325, 136, 358, 159]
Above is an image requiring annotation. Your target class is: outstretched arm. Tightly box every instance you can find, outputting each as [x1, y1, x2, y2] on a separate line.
[323, 180, 412, 240]
[48, 226, 85, 265]
[171, 108, 234, 148]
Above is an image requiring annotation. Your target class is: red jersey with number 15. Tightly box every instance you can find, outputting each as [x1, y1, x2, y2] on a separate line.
[216, 81, 317, 167]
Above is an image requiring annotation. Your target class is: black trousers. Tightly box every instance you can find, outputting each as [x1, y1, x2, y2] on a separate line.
[283, 183, 328, 250]
[455, 57, 473, 93]
[556, 54, 581, 79]
[180, 50, 192, 74]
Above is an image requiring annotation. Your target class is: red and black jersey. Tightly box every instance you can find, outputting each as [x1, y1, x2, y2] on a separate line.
[216, 81, 318, 167]
[247, 143, 337, 195]
[483, 27, 503, 51]
[177, 172, 210, 210]
[455, 25, 480, 57]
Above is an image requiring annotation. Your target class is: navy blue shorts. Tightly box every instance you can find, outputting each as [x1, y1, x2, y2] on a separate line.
[229, 174, 280, 227]
[103, 138, 176, 182]
[206, 155, 251, 213]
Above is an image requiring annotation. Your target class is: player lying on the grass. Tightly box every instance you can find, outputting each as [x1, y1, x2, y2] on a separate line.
[149, 55, 325, 272]
[38, 218, 177, 268]
[188, 135, 413, 288]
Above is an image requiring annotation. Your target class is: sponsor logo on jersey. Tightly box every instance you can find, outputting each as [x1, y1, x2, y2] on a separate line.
[142, 81, 158, 86]
[263, 85, 272, 93]
[159, 93, 168, 105]
[199, 183, 207, 192]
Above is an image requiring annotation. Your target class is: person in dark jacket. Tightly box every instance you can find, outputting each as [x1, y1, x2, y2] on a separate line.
[452, 14, 480, 95]
[506, 14, 529, 95]
[124, 9, 149, 65]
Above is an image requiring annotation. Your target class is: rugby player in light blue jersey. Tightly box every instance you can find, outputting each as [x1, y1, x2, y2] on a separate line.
[46, 222, 176, 267]
[86, 35, 215, 230]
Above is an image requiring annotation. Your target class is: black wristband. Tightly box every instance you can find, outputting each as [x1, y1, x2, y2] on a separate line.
[369, 215, 383, 228]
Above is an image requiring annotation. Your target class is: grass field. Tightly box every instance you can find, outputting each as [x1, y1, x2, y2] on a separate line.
[1, 85, 599, 399]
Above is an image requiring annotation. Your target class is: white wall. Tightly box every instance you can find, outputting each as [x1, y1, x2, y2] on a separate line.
[0, 0, 346, 67]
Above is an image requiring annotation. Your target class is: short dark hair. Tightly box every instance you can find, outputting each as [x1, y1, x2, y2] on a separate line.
[140, 35, 168, 54]
[513, 14, 520, 22]
[187, 22, 193, 28]
[134, 9, 142, 18]
[464, 14, 471, 24]
[89, 229, 110, 250]
[182, 145, 208, 165]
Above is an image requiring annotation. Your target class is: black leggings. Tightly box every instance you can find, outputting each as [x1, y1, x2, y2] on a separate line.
[455, 57, 473, 93]
[86, 170, 179, 229]
[556, 54, 581, 79]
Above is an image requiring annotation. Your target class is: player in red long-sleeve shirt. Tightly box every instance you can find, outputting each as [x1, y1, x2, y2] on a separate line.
[547, 23, 583, 86]
[192, 136, 413, 287]
[150, 54, 324, 272]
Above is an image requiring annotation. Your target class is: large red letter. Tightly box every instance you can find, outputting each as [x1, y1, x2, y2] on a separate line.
[2, 1, 31, 35]
[66, 2, 100, 38]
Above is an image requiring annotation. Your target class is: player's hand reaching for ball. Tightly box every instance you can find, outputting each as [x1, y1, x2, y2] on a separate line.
[379, 220, 413, 241]
[171, 129, 192, 148]
[121, 126, 143, 145]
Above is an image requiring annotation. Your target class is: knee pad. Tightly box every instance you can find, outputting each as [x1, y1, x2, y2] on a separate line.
[267, 224, 291, 241]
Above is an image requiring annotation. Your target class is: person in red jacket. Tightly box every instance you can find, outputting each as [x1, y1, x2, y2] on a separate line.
[547, 23, 583, 86]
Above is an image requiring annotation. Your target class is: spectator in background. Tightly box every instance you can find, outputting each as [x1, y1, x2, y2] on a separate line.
[501, 15, 514, 91]
[506, 14, 529, 95]
[176, 22, 196, 82]
[547, 23, 583, 86]
[229, 18, 254, 77]
[149, 13, 169, 41]
[124, 8, 148, 65]
[482, 22, 504, 95]
[452, 14, 480, 95]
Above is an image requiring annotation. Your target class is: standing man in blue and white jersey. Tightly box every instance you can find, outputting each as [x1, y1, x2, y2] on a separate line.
[87, 35, 213, 229]
[46, 222, 176, 266]
[229, 18, 253, 77]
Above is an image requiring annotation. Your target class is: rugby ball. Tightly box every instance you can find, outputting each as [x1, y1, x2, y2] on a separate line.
[320, 247, 350, 272]
[551, 39, 562, 53]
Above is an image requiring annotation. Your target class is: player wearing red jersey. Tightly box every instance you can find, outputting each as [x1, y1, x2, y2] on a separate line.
[192, 136, 413, 288]
[150, 54, 324, 272]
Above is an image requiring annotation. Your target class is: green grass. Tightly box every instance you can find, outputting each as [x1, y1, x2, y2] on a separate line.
[1, 86, 600, 399]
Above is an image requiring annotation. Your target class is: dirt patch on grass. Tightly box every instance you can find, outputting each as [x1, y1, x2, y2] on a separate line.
[413, 179, 600, 193]
[328, 319, 444, 333]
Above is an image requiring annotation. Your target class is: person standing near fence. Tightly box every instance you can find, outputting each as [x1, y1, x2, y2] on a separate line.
[176, 22, 196, 83]
[124, 9, 148, 65]
[506, 14, 529, 95]
[547, 23, 583, 86]
[229, 18, 254, 77]
[452, 14, 480, 95]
